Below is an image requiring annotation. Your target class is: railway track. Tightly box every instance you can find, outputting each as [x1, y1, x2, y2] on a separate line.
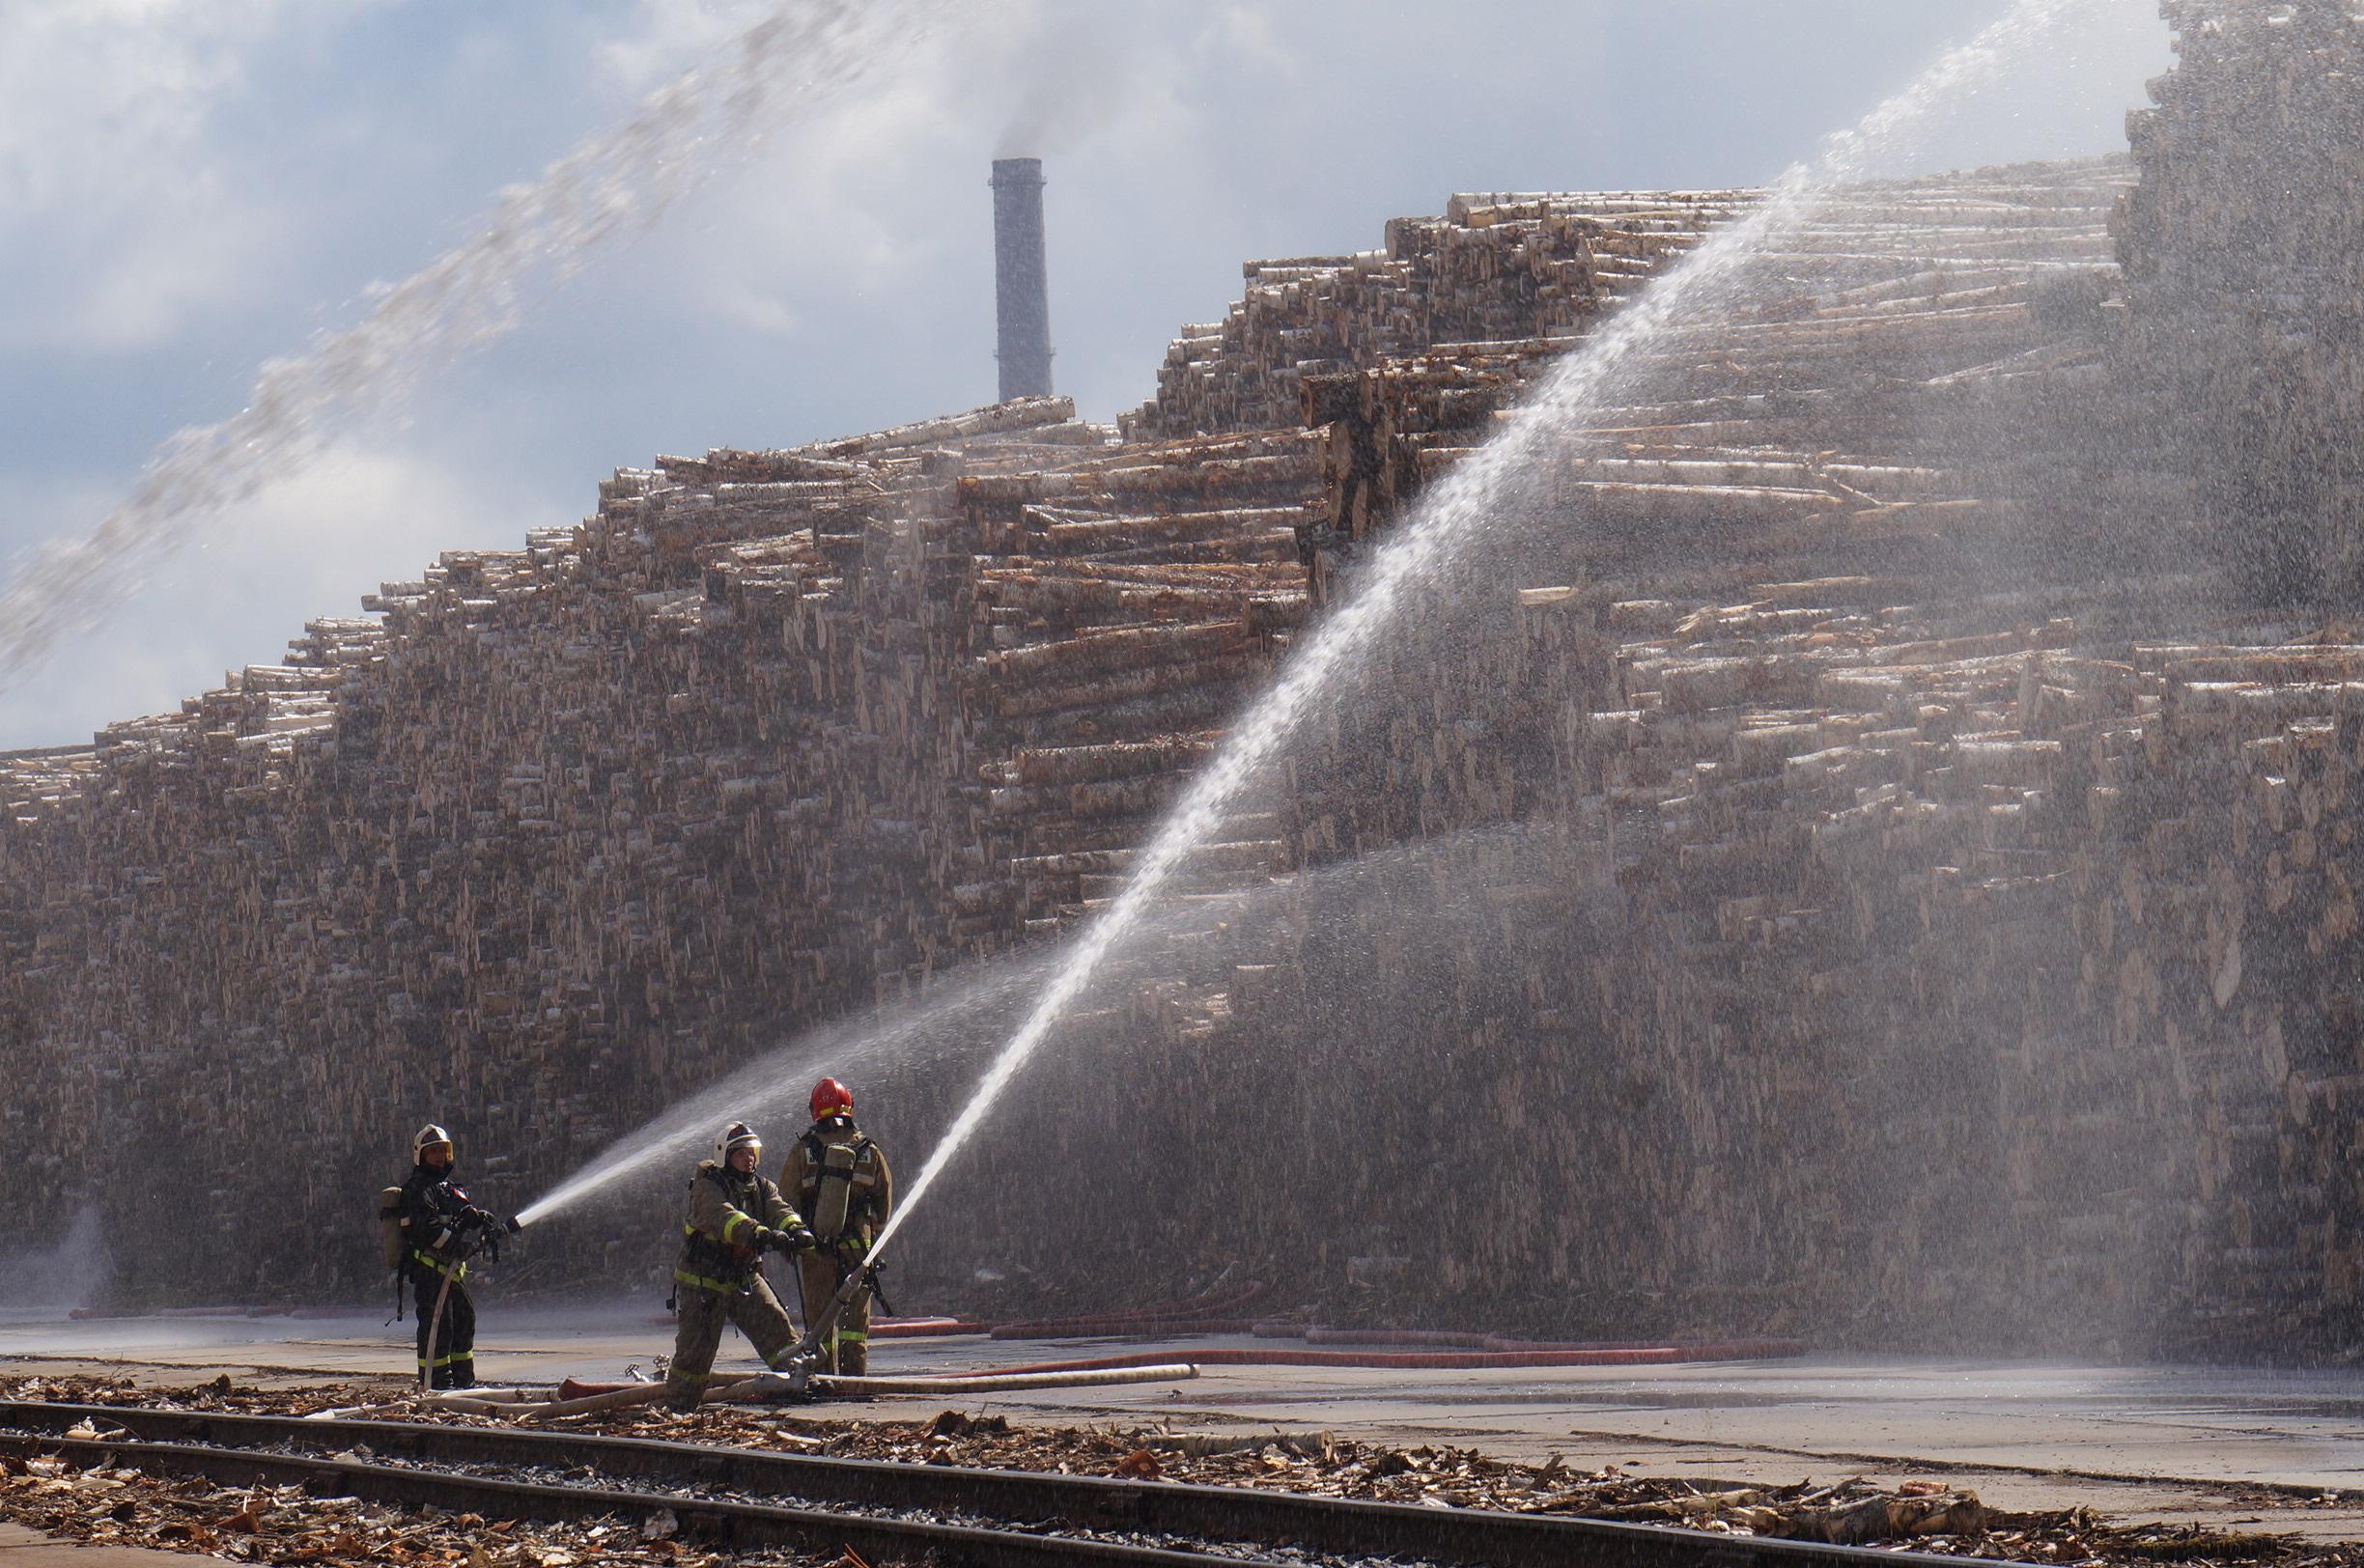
[0, 1399, 2013, 1568]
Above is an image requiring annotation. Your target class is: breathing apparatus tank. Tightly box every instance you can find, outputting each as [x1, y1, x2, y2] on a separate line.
[378, 1187, 407, 1272]
[807, 1138, 860, 1244]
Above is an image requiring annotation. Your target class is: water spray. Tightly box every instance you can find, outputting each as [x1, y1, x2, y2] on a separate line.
[511, 935, 1067, 1229]
[507, 821, 1511, 1231]
[843, 0, 2108, 1306]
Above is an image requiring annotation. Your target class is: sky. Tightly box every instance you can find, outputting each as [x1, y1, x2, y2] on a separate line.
[0, 0, 2172, 749]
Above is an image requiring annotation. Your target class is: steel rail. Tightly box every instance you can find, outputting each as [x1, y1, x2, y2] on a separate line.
[0, 1400, 2025, 1568]
[0, 1431, 1291, 1568]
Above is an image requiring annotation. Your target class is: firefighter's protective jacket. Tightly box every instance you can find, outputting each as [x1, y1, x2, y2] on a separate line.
[781, 1115, 893, 1252]
[395, 1164, 481, 1283]
[673, 1161, 800, 1296]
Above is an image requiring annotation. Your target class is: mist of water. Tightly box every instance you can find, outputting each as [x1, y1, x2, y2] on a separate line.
[512, 817, 1570, 1229]
[0, 0, 947, 695]
[868, 0, 2110, 1261]
[0, 1203, 111, 1314]
[513, 943, 1051, 1228]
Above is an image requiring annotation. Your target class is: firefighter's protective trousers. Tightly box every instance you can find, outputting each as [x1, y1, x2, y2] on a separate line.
[794, 1250, 872, 1375]
[665, 1274, 801, 1410]
[409, 1253, 475, 1388]
[664, 1160, 805, 1411]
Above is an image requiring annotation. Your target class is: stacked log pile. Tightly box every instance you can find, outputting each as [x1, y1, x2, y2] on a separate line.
[2114, 0, 2364, 599]
[998, 141, 2364, 1349]
[1123, 191, 1754, 440]
[1298, 159, 2144, 603]
[1059, 551, 2364, 1347]
[946, 429, 1317, 936]
[795, 159, 2335, 1351]
[6, 10, 2361, 1356]
[0, 393, 1330, 1300]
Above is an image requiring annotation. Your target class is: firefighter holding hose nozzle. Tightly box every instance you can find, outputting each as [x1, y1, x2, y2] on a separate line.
[664, 1121, 815, 1412]
[781, 1078, 894, 1376]
[386, 1123, 520, 1389]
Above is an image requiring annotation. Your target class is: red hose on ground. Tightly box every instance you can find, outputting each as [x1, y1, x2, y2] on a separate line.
[872, 1318, 990, 1338]
[1300, 1327, 1494, 1348]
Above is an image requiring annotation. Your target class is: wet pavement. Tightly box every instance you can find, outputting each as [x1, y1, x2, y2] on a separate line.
[8, 1303, 2364, 1539]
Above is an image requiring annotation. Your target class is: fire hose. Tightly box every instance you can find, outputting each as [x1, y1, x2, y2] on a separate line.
[416, 1212, 522, 1396]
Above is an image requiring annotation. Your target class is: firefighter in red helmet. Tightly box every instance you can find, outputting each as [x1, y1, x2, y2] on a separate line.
[780, 1078, 893, 1375]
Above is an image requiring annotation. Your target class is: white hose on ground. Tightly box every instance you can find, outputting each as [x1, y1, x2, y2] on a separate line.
[520, 1383, 678, 1420]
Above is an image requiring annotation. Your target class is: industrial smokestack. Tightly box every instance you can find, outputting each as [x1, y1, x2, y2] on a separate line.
[991, 157, 1054, 401]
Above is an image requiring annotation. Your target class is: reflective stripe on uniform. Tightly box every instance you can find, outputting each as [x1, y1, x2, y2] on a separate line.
[671, 1266, 745, 1296]
[411, 1248, 467, 1280]
[722, 1211, 756, 1243]
[417, 1349, 473, 1370]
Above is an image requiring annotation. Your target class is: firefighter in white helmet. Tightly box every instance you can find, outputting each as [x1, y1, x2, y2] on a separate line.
[664, 1121, 815, 1412]
[391, 1124, 517, 1388]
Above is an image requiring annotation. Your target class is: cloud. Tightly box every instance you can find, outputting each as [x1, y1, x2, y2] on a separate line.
[595, 0, 788, 91]
[632, 13, 979, 342]
[710, 285, 805, 339]
[0, 0, 957, 713]
[0, 1, 330, 350]
[1197, 5, 1298, 81]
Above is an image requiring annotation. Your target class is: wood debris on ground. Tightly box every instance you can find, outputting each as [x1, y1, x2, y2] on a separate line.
[0, 1455, 826, 1567]
[5, 1377, 2356, 1567]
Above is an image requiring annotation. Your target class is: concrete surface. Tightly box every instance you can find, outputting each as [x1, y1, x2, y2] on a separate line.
[0, 1524, 194, 1561]
[9, 1304, 2364, 1540]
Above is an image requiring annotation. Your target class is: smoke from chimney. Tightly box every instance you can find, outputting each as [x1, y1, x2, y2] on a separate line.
[991, 157, 1054, 401]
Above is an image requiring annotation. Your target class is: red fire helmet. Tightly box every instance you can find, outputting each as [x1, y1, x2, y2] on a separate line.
[809, 1077, 855, 1119]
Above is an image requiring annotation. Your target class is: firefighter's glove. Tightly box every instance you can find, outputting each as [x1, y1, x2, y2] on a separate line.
[461, 1206, 498, 1231]
[780, 1222, 818, 1254]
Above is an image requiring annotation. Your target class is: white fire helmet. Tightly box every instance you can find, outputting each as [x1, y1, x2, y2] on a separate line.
[715, 1121, 762, 1164]
[412, 1123, 455, 1164]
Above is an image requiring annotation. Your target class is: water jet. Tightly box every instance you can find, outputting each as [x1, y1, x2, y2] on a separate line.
[861, 0, 2106, 1276]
